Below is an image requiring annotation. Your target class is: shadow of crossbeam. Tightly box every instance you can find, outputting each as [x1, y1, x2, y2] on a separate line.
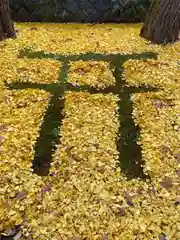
[5, 50, 160, 180]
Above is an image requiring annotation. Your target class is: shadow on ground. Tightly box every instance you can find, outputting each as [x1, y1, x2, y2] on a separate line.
[5, 49, 159, 180]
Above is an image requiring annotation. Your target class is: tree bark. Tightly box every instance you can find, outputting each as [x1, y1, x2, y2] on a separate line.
[140, 0, 180, 44]
[0, 0, 16, 41]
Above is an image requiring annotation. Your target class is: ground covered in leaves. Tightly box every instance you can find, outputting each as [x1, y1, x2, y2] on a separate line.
[0, 23, 180, 240]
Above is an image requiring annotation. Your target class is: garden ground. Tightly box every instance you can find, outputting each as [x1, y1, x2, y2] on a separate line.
[0, 23, 180, 239]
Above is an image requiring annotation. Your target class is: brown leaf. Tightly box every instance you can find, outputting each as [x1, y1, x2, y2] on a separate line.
[2, 200, 9, 209]
[152, 98, 174, 109]
[124, 191, 134, 206]
[147, 187, 157, 195]
[136, 187, 143, 194]
[41, 184, 51, 193]
[160, 145, 171, 154]
[0, 124, 8, 132]
[79, 71, 85, 75]
[117, 207, 126, 216]
[96, 42, 100, 47]
[151, 187, 157, 195]
[160, 177, 173, 190]
[101, 233, 109, 240]
[66, 38, 72, 41]
[175, 199, 180, 206]
[16, 191, 28, 200]
[98, 166, 105, 174]
[174, 153, 180, 163]
[13, 231, 22, 240]
[176, 169, 180, 176]
[2, 228, 15, 236]
[37, 184, 51, 200]
[159, 234, 167, 240]
[30, 27, 38, 31]
[152, 99, 163, 109]
[64, 169, 70, 181]
[0, 136, 5, 143]
[0, 42, 5, 48]
[69, 237, 81, 240]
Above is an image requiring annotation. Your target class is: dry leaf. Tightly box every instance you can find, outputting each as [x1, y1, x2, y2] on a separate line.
[15, 191, 28, 200]
[160, 177, 173, 190]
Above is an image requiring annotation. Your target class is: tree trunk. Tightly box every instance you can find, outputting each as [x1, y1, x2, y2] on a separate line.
[140, 0, 180, 44]
[0, 0, 16, 41]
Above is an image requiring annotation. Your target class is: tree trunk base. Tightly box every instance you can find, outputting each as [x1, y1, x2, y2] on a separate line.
[140, 0, 180, 44]
[0, 0, 16, 41]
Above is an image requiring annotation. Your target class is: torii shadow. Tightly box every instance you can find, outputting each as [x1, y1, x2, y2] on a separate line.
[5, 49, 159, 180]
